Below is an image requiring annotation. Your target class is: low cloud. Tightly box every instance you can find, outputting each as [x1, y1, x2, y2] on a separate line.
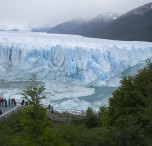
[0, 0, 151, 27]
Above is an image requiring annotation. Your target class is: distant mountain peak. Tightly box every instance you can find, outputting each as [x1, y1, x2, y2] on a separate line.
[93, 2, 152, 42]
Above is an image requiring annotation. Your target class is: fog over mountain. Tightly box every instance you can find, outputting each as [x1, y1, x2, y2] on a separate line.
[0, 0, 151, 29]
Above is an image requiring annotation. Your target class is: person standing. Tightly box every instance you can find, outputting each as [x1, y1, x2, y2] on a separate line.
[21, 99, 24, 106]
[14, 99, 16, 106]
[2, 98, 3, 106]
[8, 98, 10, 106]
[5, 99, 7, 107]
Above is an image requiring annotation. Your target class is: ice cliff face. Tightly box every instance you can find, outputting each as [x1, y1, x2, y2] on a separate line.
[0, 31, 152, 86]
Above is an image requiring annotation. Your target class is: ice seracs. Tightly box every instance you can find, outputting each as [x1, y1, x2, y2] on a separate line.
[0, 31, 152, 87]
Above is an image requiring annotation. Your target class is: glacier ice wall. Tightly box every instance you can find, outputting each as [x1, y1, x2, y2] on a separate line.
[0, 31, 152, 86]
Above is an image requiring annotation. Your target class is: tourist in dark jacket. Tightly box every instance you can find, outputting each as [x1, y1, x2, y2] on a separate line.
[51, 106, 54, 114]
[2, 98, 3, 106]
[21, 99, 24, 106]
[8, 98, 10, 106]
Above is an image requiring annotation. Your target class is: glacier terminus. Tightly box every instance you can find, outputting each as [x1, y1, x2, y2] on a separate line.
[0, 31, 152, 86]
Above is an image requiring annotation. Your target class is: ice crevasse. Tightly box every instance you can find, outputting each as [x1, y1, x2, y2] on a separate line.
[0, 31, 152, 87]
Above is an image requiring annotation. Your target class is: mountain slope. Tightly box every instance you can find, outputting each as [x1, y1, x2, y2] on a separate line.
[94, 2, 152, 41]
[48, 13, 119, 36]
[47, 19, 84, 34]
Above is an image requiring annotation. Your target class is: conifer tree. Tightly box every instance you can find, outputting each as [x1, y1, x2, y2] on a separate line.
[18, 74, 54, 145]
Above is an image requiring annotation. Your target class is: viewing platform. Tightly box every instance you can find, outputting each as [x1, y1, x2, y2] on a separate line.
[0, 103, 22, 123]
[0, 105, 17, 114]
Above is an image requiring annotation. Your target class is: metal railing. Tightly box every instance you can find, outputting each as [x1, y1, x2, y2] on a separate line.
[62, 109, 86, 116]
[0, 104, 93, 123]
[0, 105, 22, 123]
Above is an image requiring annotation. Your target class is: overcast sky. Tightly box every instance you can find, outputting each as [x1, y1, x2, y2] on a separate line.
[0, 0, 151, 28]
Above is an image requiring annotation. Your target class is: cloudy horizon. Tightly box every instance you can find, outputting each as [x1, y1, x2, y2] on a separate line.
[0, 0, 151, 29]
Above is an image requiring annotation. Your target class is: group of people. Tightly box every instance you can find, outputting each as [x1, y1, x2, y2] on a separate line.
[0, 98, 54, 116]
[0, 97, 16, 107]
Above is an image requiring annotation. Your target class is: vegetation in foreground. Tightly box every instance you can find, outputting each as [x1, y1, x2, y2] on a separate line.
[0, 61, 152, 146]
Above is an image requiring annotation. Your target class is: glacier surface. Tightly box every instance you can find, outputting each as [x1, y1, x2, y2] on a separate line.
[0, 31, 152, 86]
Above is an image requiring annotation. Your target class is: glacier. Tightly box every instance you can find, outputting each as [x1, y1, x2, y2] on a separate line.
[0, 31, 152, 86]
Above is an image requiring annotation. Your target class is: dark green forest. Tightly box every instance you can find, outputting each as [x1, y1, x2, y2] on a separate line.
[0, 61, 152, 146]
